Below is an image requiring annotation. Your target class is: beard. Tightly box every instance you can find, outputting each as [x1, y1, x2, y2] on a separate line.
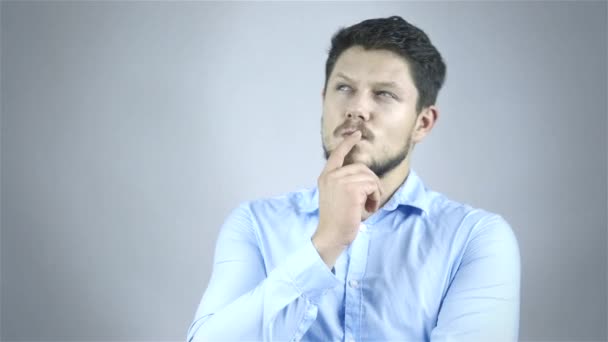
[322, 136, 412, 179]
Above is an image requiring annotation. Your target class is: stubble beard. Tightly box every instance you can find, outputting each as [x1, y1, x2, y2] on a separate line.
[322, 136, 412, 179]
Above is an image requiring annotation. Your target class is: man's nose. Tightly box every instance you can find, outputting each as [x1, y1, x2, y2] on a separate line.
[344, 92, 372, 121]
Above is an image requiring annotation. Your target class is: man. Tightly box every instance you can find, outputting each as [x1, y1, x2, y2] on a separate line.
[187, 15, 520, 342]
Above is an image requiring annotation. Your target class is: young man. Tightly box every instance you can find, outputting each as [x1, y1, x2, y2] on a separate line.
[187, 16, 520, 342]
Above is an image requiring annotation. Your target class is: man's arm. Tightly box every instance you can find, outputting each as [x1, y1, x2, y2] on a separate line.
[186, 204, 340, 342]
[430, 214, 521, 341]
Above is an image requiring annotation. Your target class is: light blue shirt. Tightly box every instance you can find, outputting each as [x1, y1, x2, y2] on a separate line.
[187, 170, 520, 341]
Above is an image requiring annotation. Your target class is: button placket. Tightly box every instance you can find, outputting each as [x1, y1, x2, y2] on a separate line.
[343, 227, 370, 342]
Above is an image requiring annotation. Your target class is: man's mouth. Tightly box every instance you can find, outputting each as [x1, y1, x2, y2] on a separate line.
[340, 126, 364, 137]
[342, 128, 360, 136]
[335, 122, 373, 141]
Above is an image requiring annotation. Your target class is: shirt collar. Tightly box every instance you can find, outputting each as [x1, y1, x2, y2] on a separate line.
[301, 169, 430, 214]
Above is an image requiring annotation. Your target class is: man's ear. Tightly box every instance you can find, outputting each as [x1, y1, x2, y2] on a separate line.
[412, 105, 439, 143]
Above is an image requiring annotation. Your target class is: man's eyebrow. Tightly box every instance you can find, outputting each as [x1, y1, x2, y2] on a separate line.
[373, 81, 403, 91]
[335, 72, 355, 83]
[334, 72, 404, 92]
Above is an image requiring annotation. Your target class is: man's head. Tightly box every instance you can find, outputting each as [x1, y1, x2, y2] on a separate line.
[321, 16, 446, 178]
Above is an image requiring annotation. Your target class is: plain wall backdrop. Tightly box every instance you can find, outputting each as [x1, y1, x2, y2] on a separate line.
[1, 1, 606, 341]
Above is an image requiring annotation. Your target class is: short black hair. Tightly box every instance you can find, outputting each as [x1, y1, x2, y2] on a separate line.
[324, 16, 446, 113]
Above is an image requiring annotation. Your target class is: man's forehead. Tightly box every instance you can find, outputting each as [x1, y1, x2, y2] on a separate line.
[334, 71, 404, 88]
[331, 47, 414, 88]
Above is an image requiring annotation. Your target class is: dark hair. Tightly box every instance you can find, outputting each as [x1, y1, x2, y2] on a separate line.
[324, 16, 446, 113]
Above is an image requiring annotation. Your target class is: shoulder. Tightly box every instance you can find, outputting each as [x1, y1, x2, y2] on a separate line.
[245, 187, 316, 216]
[218, 187, 315, 236]
[422, 190, 520, 283]
[224, 187, 317, 229]
[424, 190, 519, 251]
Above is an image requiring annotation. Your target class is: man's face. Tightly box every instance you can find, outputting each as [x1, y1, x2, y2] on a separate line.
[322, 46, 420, 178]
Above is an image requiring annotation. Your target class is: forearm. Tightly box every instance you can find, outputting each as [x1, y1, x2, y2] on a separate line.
[188, 240, 340, 342]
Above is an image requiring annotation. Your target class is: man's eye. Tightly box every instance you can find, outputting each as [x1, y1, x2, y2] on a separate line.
[336, 84, 351, 92]
[377, 91, 396, 99]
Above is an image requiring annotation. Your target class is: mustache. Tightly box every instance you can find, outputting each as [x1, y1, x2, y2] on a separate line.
[333, 121, 374, 141]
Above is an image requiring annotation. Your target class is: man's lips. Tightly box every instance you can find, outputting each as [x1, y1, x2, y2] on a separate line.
[334, 122, 373, 141]
[340, 127, 362, 137]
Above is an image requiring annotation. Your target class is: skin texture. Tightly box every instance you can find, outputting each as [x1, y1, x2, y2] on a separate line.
[313, 46, 439, 268]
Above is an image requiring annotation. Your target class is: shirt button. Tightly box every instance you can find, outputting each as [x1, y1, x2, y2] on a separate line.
[348, 279, 359, 288]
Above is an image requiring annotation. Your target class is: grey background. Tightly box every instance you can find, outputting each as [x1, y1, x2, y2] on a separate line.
[1, 1, 606, 341]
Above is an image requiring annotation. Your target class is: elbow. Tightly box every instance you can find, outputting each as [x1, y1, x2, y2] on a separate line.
[186, 314, 213, 342]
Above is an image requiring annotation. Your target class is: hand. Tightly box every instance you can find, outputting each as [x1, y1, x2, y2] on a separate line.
[312, 131, 383, 268]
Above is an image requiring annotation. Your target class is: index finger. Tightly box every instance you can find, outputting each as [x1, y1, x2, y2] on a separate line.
[323, 130, 362, 172]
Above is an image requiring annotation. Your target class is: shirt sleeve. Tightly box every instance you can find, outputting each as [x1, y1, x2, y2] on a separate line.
[186, 203, 341, 342]
[430, 214, 521, 342]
